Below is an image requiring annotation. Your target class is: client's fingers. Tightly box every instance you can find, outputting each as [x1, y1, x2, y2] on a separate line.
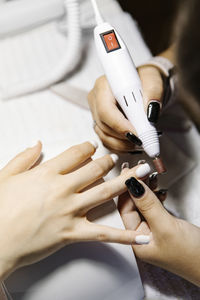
[79, 164, 151, 213]
[68, 154, 118, 192]
[43, 141, 98, 174]
[85, 222, 147, 245]
[1, 141, 42, 176]
[118, 192, 141, 230]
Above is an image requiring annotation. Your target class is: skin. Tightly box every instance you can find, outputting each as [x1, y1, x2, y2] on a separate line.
[118, 168, 200, 287]
[0, 141, 146, 281]
[89, 45, 200, 285]
[88, 47, 175, 152]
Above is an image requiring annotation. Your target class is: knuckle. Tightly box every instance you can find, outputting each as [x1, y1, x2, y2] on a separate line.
[90, 160, 105, 176]
[70, 145, 89, 160]
[100, 184, 112, 200]
[137, 195, 155, 214]
[40, 163, 53, 177]
[96, 232, 107, 242]
[110, 121, 122, 133]
[95, 75, 107, 89]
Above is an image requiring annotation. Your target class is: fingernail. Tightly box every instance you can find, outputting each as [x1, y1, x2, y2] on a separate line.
[121, 162, 129, 170]
[155, 189, 168, 202]
[147, 101, 161, 123]
[125, 177, 145, 198]
[110, 154, 119, 164]
[135, 163, 151, 178]
[156, 189, 168, 195]
[135, 235, 150, 245]
[126, 132, 142, 146]
[29, 141, 39, 148]
[157, 131, 163, 137]
[128, 151, 143, 155]
[137, 160, 146, 165]
[89, 140, 98, 149]
[149, 171, 158, 181]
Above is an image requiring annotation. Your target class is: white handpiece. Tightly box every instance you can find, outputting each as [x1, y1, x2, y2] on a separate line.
[91, 1, 160, 159]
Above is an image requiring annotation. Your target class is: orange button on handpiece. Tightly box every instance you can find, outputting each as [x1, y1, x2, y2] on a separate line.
[103, 32, 120, 52]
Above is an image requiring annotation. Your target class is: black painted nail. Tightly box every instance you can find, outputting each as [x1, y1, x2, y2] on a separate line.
[128, 151, 143, 155]
[126, 132, 142, 146]
[155, 189, 168, 202]
[125, 177, 145, 198]
[147, 102, 160, 123]
[149, 172, 158, 181]
[156, 189, 168, 195]
[157, 131, 163, 137]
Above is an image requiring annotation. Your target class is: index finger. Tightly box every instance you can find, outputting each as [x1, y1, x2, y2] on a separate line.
[94, 76, 136, 136]
[42, 141, 98, 174]
[79, 163, 151, 213]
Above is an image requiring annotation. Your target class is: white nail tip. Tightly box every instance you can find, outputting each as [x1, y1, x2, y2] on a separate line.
[110, 154, 119, 164]
[135, 235, 150, 245]
[135, 163, 151, 178]
[89, 140, 98, 149]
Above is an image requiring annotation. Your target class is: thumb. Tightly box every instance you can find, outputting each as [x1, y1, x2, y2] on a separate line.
[2, 141, 42, 176]
[138, 65, 163, 124]
[125, 177, 170, 231]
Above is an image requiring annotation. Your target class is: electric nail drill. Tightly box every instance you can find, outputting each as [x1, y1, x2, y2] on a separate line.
[91, 0, 166, 174]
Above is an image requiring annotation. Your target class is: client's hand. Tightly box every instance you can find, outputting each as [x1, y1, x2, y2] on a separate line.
[118, 169, 200, 286]
[88, 65, 163, 152]
[0, 141, 148, 280]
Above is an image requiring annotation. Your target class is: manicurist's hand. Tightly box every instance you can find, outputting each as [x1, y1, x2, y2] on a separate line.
[88, 46, 175, 152]
[118, 169, 200, 287]
[88, 69, 163, 152]
[0, 141, 151, 280]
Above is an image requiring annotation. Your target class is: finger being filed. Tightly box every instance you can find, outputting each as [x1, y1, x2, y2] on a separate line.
[2, 141, 42, 176]
[79, 168, 139, 212]
[85, 223, 137, 245]
[68, 154, 117, 192]
[43, 141, 97, 174]
[95, 125, 135, 152]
